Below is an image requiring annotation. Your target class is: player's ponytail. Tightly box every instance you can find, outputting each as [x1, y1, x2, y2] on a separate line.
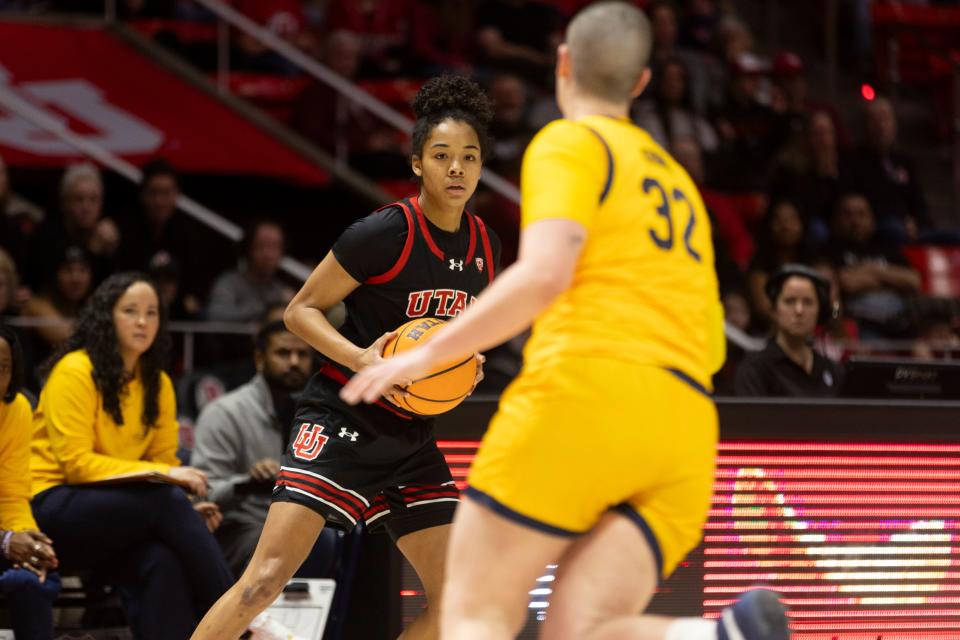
[411, 76, 493, 159]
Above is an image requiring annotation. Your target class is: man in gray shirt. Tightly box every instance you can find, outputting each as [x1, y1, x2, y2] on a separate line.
[192, 320, 313, 576]
[206, 220, 294, 323]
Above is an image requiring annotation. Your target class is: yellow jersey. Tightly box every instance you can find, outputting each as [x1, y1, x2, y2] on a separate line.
[520, 115, 725, 388]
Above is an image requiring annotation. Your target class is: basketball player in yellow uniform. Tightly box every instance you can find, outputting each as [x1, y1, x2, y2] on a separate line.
[343, 4, 789, 639]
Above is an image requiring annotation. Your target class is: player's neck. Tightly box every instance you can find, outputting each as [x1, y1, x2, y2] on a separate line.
[563, 92, 630, 122]
[418, 191, 463, 232]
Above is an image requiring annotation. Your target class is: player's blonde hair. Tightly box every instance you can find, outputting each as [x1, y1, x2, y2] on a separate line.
[567, 1, 652, 103]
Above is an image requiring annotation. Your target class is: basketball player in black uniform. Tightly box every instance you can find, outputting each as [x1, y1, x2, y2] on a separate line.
[192, 76, 500, 640]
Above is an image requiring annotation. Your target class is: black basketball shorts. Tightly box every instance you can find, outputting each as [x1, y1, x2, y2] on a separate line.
[272, 376, 458, 540]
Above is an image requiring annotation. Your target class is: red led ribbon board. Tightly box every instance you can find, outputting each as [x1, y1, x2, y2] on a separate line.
[418, 440, 960, 639]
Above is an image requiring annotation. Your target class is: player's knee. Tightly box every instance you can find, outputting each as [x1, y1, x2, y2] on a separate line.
[441, 585, 527, 638]
[239, 559, 288, 609]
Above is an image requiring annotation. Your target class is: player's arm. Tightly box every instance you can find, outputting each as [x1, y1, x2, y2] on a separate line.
[430, 219, 583, 353]
[284, 253, 388, 372]
[285, 211, 406, 371]
[341, 220, 585, 403]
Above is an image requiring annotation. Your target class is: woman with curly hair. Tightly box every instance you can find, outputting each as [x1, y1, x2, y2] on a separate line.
[0, 324, 59, 640]
[193, 75, 501, 640]
[30, 272, 233, 640]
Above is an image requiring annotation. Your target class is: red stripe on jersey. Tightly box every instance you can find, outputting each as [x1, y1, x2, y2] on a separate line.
[363, 503, 390, 518]
[276, 477, 363, 519]
[366, 202, 415, 285]
[278, 469, 367, 511]
[476, 216, 495, 285]
[464, 212, 477, 262]
[318, 364, 412, 420]
[411, 195, 445, 261]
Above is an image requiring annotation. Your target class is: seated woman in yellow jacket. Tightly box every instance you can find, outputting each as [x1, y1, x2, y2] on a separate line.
[0, 324, 59, 640]
[30, 272, 233, 640]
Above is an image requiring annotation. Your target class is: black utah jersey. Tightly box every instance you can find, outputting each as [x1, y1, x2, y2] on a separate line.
[332, 195, 500, 356]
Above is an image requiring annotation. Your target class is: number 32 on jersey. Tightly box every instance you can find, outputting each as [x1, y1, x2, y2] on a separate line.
[643, 177, 702, 263]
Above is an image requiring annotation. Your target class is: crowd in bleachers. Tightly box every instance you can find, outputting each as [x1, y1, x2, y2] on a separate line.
[2, 1, 960, 637]
[2, 0, 960, 395]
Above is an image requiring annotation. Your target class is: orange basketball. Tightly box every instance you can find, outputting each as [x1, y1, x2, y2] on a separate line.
[381, 318, 477, 416]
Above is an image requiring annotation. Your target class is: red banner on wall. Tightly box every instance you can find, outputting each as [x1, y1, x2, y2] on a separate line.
[0, 22, 328, 184]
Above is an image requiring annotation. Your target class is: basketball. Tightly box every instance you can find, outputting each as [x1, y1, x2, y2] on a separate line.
[381, 318, 478, 415]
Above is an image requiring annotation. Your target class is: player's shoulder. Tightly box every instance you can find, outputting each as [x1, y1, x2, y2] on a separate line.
[363, 202, 412, 231]
[340, 201, 412, 243]
[530, 118, 606, 151]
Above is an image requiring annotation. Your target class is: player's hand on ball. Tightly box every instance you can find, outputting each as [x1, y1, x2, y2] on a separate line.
[468, 354, 485, 396]
[351, 331, 398, 372]
[341, 349, 431, 406]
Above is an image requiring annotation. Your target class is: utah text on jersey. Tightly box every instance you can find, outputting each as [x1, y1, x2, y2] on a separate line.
[406, 289, 478, 318]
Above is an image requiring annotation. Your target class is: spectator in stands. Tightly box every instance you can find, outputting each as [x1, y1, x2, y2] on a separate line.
[912, 306, 960, 360]
[0, 248, 20, 319]
[634, 57, 719, 153]
[411, 0, 474, 75]
[0, 251, 40, 394]
[21, 246, 93, 366]
[486, 73, 536, 179]
[123, 159, 182, 265]
[26, 163, 120, 289]
[0, 153, 44, 272]
[149, 251, 198, 322]
[291, 31, 407, 178]
[769, 109, 846, 243]
[746, 199, 817, 324]
[326, 0, 413, 77]
[191, 319, 313, 576]
[828, 192, 921, 338]
[30, 272, 233, 640]
[647, 0, 719, 113]
[233, 0, 318, 75]
[207, 220, 293, 323]
[475, 0, 561, 84]
[712, 52, 790, 191]
[769, 51, 849, 148]
[845, 97, 929, 243]
[735, 264, 844, 397]
[0, 325, 60, 640]
[715, 15, 753, 64]
[680, 0, 724, 52]
[119, 159, 225, 300]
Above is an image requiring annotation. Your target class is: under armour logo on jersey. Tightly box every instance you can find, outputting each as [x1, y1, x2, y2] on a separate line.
[449, 259, 464, 271]
[338, 428, 359, 442]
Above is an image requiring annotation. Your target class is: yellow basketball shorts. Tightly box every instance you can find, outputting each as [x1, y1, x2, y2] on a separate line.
[466, 357, 718, 578]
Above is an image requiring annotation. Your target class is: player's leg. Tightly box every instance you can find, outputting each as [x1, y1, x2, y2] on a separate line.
[394, 523, 450, 640]
[541, 509, 789, 640]
[440, 496, 573, 640]
[190, 502, 325, 639]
